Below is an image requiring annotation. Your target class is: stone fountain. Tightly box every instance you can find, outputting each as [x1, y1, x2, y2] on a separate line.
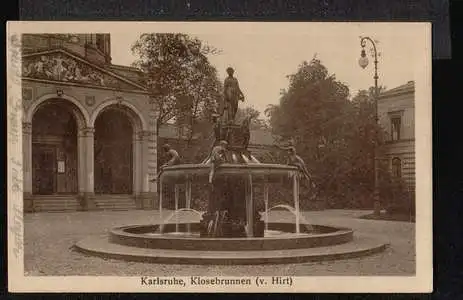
[75, 70, 388, 264]
[75, 121, 389, 265]
[158, 122, 301, 239]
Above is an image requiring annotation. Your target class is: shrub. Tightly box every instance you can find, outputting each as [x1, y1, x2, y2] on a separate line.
[378, 171, 415, 216]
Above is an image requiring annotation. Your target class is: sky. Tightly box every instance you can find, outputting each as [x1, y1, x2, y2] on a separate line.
[109, 23, 426, 117]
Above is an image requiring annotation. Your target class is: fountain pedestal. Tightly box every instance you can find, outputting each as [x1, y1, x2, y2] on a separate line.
[199, 176, 264, 238]
[199, 124, 264, 238]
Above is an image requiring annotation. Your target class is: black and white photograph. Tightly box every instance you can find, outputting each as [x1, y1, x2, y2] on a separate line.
[7, 21, 432, 293]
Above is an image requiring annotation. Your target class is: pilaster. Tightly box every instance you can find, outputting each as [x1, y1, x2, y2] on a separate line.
[133, 131, 144, 209]
[140, 128, 157, 209]
[22, 122, 33, 211]
[79, 127, 96, 210]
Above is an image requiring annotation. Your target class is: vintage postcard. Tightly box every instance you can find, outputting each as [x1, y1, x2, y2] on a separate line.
[7, 21, 432, 293]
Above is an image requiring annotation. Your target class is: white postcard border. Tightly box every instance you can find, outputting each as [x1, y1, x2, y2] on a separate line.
[7, 21, 433, 293]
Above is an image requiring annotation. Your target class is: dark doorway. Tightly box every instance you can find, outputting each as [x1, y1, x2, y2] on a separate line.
[32, 101, 79, 195]
[32, 146, 56, 194]
[94, 108, 133, 194]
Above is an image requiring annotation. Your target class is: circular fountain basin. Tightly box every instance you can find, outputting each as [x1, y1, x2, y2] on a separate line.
[75, 220, 389, 265]
[160, 163, 299, 183]
[109, 222, 353, 251]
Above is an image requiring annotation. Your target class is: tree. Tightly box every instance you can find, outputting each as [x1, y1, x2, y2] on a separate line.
[266, 58, 350, 203]
[131, 33, 222, 141]
[131, 33, 223, 163]
[266, 57, 389, 208]
[235, 106, 269, 129]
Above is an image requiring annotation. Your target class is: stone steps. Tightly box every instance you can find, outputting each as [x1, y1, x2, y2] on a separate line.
[30, 195, 138, 212]
[93, 195, 137, 211]
[31, 196, 81, 212]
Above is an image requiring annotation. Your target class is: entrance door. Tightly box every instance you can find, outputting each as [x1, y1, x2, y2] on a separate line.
[32, 145, 56, 195]
[94, 108, 133, 194]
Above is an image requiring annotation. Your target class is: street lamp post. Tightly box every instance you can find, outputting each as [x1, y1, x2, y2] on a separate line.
[358, 36, 381, 216]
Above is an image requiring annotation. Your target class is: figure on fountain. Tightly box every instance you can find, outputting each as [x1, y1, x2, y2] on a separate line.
[285, 146, 316, 188]
[240, 115, 253, 159]
[151, 144, 181, 182]
[211, 112, 226, 143]
[160, 144, 180, 168]
[240, 115, 252, 149]
[221, 67, 245, 123]
[209, 140, 228, 184]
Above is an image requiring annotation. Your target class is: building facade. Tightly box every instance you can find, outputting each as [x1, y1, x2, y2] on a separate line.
[21, 34, 158, 212]
[377, 81, 415, 191]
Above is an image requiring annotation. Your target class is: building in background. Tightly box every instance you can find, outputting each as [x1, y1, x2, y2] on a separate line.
[377, 81, 415, 191]
[21, 34, 158, 212]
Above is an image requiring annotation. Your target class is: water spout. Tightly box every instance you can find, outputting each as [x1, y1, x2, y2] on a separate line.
[265, 204, 313, 233]
[159, 208, 203, 233]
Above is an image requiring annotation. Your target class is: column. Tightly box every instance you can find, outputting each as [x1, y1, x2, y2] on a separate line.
[140, 130, 155, 209]
[133, 131, 143, 208]
[22, 122, 33, 211]
[148, 128, 157, 194]
[142, 132, 150, 195]
[77, 129, 86, 197]
[82, 127, 96, 209]
[148, 105, 158, 205]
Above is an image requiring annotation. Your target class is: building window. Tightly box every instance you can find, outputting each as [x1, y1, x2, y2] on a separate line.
[392, 157, 402, 178]
[390, 116, 401, 141]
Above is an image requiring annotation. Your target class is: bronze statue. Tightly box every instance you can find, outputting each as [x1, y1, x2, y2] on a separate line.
[151, 144, 181, 182]
[241, 115, 252, 150]
[208, 140, 228, 184]
[222, 67, 244, 123]
[284, 146, 315, 188]
[212, 113, 223, 143]
[160, 144, 181, 168]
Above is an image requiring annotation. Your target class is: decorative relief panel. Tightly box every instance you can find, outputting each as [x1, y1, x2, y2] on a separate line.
[85, 95, 96, 106]
[22, 51, 140, 91]
[22, 87, 33, 101]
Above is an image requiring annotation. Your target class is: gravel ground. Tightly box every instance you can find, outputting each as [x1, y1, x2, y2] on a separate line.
[24, 209, 415, 276]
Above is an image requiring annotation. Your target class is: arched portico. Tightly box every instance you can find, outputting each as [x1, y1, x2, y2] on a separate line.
[23, 94, 91, 205]
[91, 100, 149, 202]
[23, 93, 155, 211]
[90, 99, 148, 130]
[25, 93, 91, 126]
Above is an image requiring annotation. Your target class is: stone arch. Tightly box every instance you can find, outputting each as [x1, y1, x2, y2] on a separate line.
[90, 99, 148, 132]
[91, 99, 147, 196]
[25, 93, 91, 129]
[29, 94, 88, 196]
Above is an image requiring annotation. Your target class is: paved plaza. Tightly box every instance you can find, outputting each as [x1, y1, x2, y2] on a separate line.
[24, 209, 415, 276]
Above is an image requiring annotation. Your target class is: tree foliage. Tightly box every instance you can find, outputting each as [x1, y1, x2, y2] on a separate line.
[132, 33, 224, 163]
[235, 106, 269, 130]
[266, 58, 387, 208]
[131, 33, 222, 138]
